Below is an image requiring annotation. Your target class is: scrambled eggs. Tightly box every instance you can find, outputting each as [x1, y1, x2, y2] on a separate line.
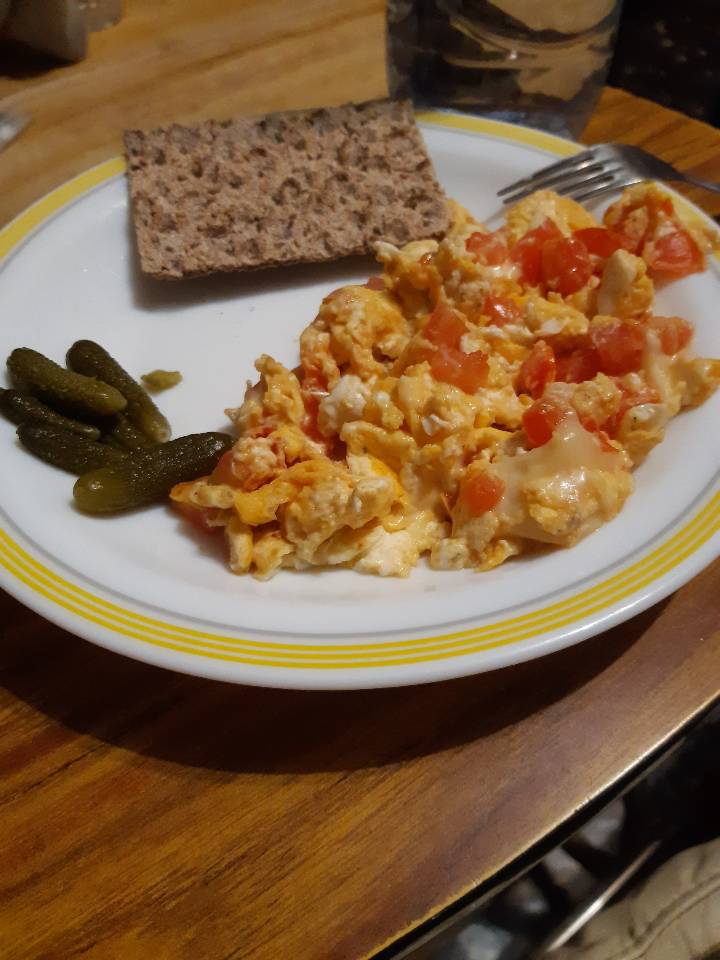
[172, 185, 720, 579]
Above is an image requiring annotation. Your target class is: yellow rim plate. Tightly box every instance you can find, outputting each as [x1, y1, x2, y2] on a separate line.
[0, 114, 718, 688]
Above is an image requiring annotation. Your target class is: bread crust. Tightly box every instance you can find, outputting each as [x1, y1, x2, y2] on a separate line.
[124, 99, 450, 279]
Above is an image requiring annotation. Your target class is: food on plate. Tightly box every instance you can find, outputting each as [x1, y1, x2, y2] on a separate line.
[102, 414, 154, 451]
[18, 423, 130, 473]
[602, 183, 716, 281]
[8, 347, 127, 417]
[2, 341, 226, 512]
[2, 340, 233, 512]
[124, 99, 449, 279]
[0, 387, 101, 439]
[141, 369, 183, 392]
[66, 340, 171, 442]
[73, 432, 233, 513]
[172, 183, 720, 580]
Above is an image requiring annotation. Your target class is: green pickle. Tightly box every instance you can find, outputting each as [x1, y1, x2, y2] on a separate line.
[141, 369, 182, 392]
[67, 340, 171, 443]
[102, 414, 155, 451]
[7, 348, 127, 417]
[17, 423, 129, 474]
[0, 388, 101, 439]
[74, 432, 232, 513]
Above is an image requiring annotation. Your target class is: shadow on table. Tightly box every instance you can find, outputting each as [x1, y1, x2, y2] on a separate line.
[0, 589, 661, 775]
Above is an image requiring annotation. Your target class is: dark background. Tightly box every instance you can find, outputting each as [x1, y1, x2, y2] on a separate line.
[608, 0, 720, 127]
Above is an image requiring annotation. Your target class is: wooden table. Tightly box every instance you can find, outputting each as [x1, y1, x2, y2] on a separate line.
[1, 4, 719, 959]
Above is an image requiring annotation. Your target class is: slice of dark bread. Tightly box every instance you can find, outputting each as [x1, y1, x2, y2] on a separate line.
[124, 99, 450, 279]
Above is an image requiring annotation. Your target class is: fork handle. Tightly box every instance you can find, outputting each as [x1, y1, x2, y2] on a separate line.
[681, 173, 720, 195]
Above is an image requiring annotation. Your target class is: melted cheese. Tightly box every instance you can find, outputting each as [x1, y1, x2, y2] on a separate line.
[171, 184, 718, 579]
[493, 413, 627, 543]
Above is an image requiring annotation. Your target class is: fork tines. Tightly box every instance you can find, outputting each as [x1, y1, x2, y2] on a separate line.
[498, 144, 632, 205]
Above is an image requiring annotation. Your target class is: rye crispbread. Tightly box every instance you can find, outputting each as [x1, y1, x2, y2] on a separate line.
[124, 99, 449, 279]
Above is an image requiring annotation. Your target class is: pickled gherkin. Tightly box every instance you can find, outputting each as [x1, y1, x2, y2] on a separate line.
[141, 369, 182, 392]
[0, 388, 101, 439]
[7, 348, 127, 417]
[73, 432, 232, 513]
[17, 423, 130, 474]
[67, 340, 171, 443]
[102, 414, 155, 451]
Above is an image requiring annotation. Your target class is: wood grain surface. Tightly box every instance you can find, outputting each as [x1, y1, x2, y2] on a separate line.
[1, 3, 720, 959]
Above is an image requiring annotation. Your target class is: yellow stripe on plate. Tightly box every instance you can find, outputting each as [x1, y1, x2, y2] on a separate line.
[0, 158, 126, 261]
[0, 489, 716, 665]
[416, 111, 579, 157]
[0, 122, 718, 670]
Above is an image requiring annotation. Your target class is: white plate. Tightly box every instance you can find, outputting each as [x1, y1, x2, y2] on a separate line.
[1, 114, 718, 689]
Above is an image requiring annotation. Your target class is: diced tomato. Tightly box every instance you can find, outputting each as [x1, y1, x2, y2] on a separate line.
[573, 227, 622, 260]
[210, 450, 238, 486]
[541, 236, 592, 296]
[299, 367, 329, 439]
[648, 315, 693, 355]
[517, 340, 556, 399]
[481, 294, 521, 326]
[430, 344, 488, 393]
[365, 276, 386, 290]
[522, 396, 567, 448]
[612, 215, 647, 255]
[604, 191, 704, 279]
[605, 192, 673, 255]
[604, 381, 660, 437]
[424, 301, 467, 348]
[173, 500, 222, 533]
[595, 429, 616, 453]
[462, 471, 505, 516]
[301, 391, 323, 440]
[555, 347, 599, 384]
[577, 412, 599, 432]
[510, 219, 563, 286]
[645, 226, 703, 279]
[466, 230, 508, 265]
[590, 320, 645, 375]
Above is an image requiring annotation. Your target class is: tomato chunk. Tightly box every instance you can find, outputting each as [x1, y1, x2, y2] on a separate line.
[604, 192, 672, 255]
[210, 450, 238, 486]
[595, 429, 616, 453]
[522, 397, 567, 448]
[463, 471, 505, 516]
[604, 191, 702, 278]
[511, 218, 563, 286]
[648, 315, 693, 355]
[481, 294, 521, 326]
[573, 227, 622, 260]
[365, 276, 385, 291]
[590, 320, 645, 376]
[646, 226, 703, 279]
[541, 236, 592, 296]
[430, 344, 488, 393]
[424, 301, 467, 348]
[555, 347, 599, 384]
[466, 230, 508, 265]
[517, 340, 556, 399]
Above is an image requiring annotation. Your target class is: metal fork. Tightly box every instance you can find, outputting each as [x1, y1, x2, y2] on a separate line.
[498, 143, 720, 206]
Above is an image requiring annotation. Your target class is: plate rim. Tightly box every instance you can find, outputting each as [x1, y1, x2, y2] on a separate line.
[1, 112, 718, 689]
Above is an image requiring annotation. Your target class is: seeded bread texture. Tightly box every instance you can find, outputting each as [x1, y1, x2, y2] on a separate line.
[124, 99, 450, 279]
